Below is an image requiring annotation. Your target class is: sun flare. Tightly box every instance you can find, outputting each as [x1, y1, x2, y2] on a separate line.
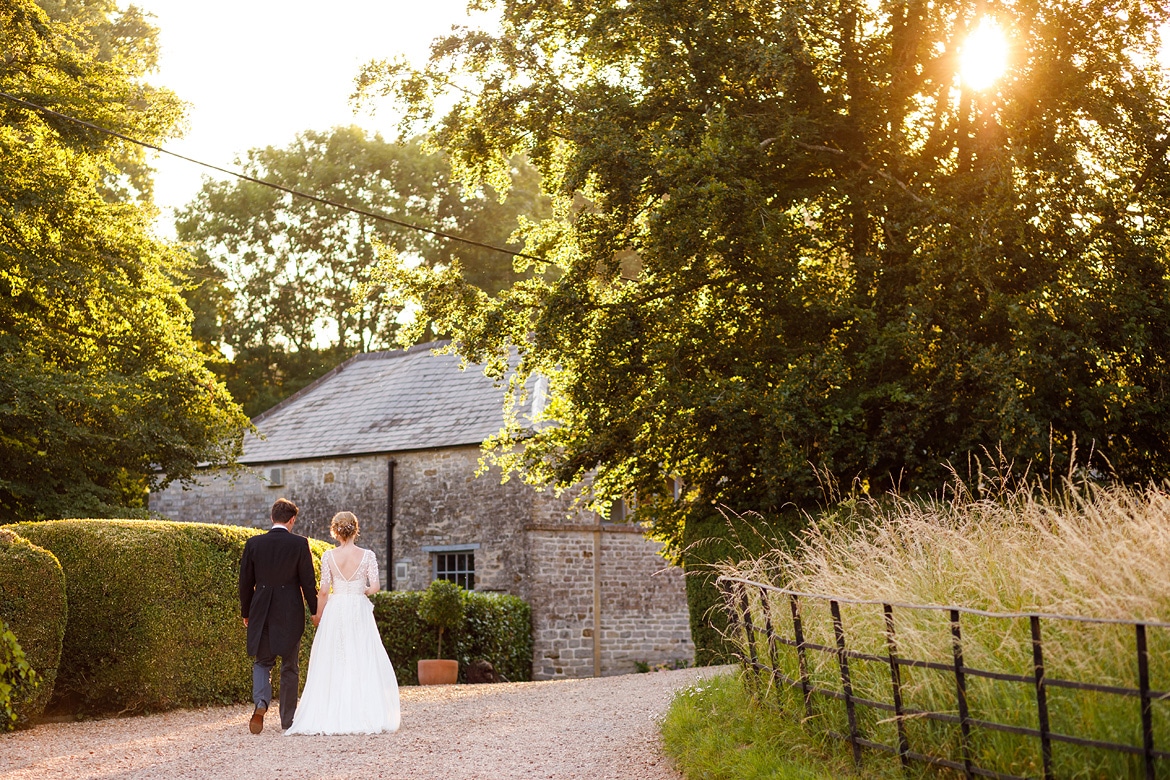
[960, 17, 1008, 91]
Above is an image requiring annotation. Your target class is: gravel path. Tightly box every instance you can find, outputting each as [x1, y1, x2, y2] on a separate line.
[0, 666, 725, 779]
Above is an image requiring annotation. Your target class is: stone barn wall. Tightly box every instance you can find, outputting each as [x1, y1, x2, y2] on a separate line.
[151, 446, 694, 679]
[525, 523, 694, 679]
[150, 454, 391, 574]
[149, 446, 536, 593]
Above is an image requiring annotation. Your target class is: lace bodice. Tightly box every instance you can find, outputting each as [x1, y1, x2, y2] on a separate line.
[320, 548, 377, 597]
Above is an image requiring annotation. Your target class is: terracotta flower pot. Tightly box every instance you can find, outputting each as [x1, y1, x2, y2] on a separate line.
[417, 659, 459, 685]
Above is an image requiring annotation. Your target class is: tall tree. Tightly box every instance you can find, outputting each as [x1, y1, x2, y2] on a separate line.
[177, 127, 550, 417]
[366, 0, 1170, 553]
[34, 0, 166, 203]
[0, 0, 248, 521]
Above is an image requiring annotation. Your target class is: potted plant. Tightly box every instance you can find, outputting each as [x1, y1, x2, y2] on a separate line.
[417, 579, 465, 685]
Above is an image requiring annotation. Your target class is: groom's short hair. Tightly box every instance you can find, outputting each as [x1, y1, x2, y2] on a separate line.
[271, 498, 298, 524]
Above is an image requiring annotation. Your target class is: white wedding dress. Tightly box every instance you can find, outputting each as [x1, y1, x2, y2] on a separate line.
[284, 548, 401, 735]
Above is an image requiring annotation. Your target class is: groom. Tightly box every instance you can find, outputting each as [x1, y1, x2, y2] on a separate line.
[239, 497, 319, 734]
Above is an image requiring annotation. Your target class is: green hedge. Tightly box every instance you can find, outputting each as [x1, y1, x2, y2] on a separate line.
[4, 520, 329, 717]
[0, 529, 66, 726]
[372, 589, 532, 685]
[0, 620, 38, 731]
[680, 508, 804, 665]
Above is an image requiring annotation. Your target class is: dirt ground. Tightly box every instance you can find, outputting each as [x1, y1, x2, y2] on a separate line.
[0, 666, 724, 779]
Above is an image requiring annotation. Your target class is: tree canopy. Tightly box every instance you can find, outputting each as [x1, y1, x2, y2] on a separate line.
[0, 0, 248, 521]
[177, 126, 550, 417]
[368, 0, 1170, 553]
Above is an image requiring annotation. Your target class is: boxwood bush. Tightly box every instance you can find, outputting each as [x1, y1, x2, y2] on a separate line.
[5, 520, 329, 717]
[372, 588, 531, 685]
[0, 529, 66, 726]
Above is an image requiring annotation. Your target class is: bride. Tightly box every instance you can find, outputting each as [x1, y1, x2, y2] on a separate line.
[284, 512, 401, 735]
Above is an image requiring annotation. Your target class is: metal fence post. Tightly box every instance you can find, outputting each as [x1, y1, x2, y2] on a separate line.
[884, 604, 911, 771]
[739, 584, 760, 678]
[790, 593, 814, 719]
[951, 609, 974, 779]
[1137, 623, 1155, 780]
[1030, 615, 1053, 780]
[760, 586, 780, 694]
[831, 600, 862, 766]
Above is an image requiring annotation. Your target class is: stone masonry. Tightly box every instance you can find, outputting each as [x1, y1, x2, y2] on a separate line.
[151, 446, 694, 679]
[525, 526, 692, 678]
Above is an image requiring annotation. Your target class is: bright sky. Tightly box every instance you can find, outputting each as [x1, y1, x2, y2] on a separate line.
[133, 0, 476, 236]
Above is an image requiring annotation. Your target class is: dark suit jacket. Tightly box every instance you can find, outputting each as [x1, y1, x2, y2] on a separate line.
[239, 527, 319, 658]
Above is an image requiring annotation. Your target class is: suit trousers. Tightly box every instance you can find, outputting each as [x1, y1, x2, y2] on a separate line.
[252, 623, 300, 729]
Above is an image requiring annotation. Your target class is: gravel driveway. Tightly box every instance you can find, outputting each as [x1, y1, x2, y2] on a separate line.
[0, 666, 725, 779]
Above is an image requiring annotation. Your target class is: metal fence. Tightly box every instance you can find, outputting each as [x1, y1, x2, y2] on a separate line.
[718, 575, 1170, 779]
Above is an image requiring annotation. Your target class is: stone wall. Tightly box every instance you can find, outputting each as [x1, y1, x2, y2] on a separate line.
[150, 447, 694, 679]
[525, 524, 694, 679]
[390, 446, 533, 594]
[149, 455, 391, 575]
[597, 531, 694, 673]
[150, 446, 536, 594]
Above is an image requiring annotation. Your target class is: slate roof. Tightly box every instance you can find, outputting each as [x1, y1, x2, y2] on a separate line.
[239, 341, 533, 465]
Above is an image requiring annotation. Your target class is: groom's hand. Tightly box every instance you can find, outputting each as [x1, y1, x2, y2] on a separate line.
[242, 617, 249, 628]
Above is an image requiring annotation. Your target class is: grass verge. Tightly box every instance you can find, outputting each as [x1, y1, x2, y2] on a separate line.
[661, 671, 913, 780]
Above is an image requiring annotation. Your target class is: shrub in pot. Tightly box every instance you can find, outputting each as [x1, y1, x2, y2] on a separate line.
[371, 590, 532, 684]
[417, 579, 465, 685]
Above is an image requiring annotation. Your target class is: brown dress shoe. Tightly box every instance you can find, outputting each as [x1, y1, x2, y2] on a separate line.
[249, 703, 267, 734]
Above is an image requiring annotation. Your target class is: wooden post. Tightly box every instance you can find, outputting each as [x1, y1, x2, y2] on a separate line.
[593, 517, 602, 677]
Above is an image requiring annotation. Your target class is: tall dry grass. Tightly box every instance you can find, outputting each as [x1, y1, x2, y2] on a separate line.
[721, 478, 1170, 778]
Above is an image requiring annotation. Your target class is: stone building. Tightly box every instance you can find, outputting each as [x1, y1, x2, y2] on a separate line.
[150, 342, 693, 678]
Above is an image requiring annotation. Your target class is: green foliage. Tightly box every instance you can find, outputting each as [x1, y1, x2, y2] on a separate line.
[418, 578, 466, 659]
[365, 0, 1170, 566]
[4, 519, 329, 717]
[634, 658, 690, 673]
[0, 528, 65, 726]
[0, 0, 249, 521]
[682, 508, 803, 665]
[176, 128, 551, 417]
[33, 0, 167, 203]
[460, 589, 532, 683]
[373, 590, 427, 684]
[0, 620, 38, 732]
[662, 673, 910, 780]
[372, 588, 531, 685]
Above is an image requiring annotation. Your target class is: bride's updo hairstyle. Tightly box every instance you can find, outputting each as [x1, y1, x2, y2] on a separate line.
[330, 511, 359, 542]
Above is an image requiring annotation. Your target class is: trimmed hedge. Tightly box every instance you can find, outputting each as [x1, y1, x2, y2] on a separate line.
[5, 519, 329, 717]
[0, 529, 66, 726]
[372, 589, 532, 685]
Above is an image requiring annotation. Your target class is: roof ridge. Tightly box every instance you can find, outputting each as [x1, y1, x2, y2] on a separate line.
[249, 340, 452, 424]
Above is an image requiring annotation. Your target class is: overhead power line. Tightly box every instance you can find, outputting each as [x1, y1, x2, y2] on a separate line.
[0, 90, 549, 264]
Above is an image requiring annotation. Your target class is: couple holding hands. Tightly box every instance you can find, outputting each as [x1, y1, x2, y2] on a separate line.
[238, 498, 401, 735]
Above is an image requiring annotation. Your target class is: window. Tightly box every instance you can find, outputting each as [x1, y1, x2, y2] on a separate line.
[434, 552, 475, 590]
[612, 494, 637, 522]
[422, 543, 481, 590]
